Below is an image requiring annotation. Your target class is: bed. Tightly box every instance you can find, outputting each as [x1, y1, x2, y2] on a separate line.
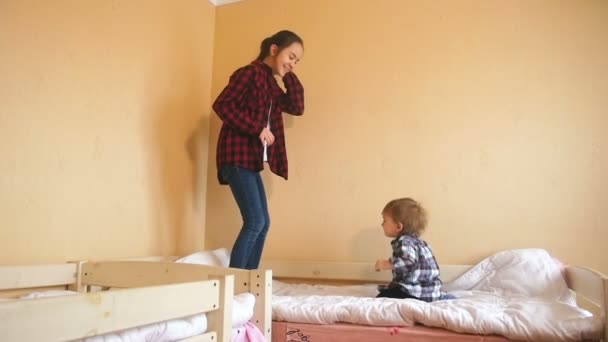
[0, 258, 272, 342]
[121, 250, 273, 340]
[81, 259, 272, 341]
[262, 248, 608, 342]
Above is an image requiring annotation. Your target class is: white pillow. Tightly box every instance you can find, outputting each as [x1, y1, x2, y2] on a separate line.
[176, 248, 230, 267]
[232, 292, 256, 328]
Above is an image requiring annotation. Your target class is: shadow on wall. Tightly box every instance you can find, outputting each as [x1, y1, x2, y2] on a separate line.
[145, 100, 188, 259]
[183, 114, 210, 254]
[141, 1, 217, 257]
[144, 70, 208, 258]
[187, 116, 210, 220]
[351, 226, 388, 264]
[147, 102, 211, 258]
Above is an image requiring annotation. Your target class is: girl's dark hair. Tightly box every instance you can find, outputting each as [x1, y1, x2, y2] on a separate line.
[256, 30, 304, 61]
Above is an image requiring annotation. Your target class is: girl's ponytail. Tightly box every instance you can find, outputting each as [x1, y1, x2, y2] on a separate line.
[256, 37, 273, 61]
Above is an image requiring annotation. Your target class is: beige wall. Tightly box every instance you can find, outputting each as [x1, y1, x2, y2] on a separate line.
[1, 0, 606, 275]
[207, 0, 608, 274]
[0, 0, 215, 263]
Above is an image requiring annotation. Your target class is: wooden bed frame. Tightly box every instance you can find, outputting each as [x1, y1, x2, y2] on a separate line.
[116, 255, 273, 340]
[83, 260, 273, 340]
[261, 260, 608, 342]
[0, 260, 272, 342]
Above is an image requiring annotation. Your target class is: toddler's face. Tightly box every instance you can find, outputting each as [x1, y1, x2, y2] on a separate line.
[381, 213, 402, 238]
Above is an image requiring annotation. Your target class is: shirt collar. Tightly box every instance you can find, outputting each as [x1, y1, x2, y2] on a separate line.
[252, 60, 273, 75]
[392, 234, 416, 245]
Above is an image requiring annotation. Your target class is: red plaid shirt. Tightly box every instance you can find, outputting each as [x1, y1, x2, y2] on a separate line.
[213, 60, 304, 184]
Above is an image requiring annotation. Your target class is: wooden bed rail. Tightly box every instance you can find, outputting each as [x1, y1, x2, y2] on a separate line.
[0, 261, 241, 342]
[0, 262, 82, 292]
[0, 279, 225, 342]
[81, 260, 273, 341]
[565, 266, 608, 342]
[81, 261, 264, 293]
[249, 268, 273, 340]
[261, 260, 472, 283]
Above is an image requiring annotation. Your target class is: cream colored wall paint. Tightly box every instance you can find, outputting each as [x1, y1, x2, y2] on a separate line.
[0, 0, 215, 263]
[206, 0, 608, 274]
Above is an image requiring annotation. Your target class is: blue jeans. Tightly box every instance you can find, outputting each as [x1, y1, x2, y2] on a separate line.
[220, 165, 270, 270]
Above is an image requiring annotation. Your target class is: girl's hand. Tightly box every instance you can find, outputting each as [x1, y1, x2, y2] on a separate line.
[375, 259, 392, 271]
[259, 127, 275, 146]
[282, 71, 296, 79]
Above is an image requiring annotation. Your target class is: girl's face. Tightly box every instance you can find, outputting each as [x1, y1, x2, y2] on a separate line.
[268, 42, 303, 77]
[381, 213, 403, 238]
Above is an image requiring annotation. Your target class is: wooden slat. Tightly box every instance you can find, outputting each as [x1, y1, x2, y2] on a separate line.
[207, 275, 233, 342]
[198, 265, 251, 294]
[81, 261, 257, 293]
[0, 280, 219, 342]
[112, 256, 252, 291]
[0, 263, 78, 290]
[261, 260, 390, 283]
[565, 266, 607, 309]
[250, 269, 272, 341]
[261, 260, 471, 283]
[605, 279, 608, 342]
[178, 332, 217, 342]
[565, 266, 608, 342]
[67, 261, 84, 292]
[116, 256, 180, 262]
[81, 261, 223, 287]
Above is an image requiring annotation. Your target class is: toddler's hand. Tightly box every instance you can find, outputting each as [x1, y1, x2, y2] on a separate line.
[375, 259, 392, 271]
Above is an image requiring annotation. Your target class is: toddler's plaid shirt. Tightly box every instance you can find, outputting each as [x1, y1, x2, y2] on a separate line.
[379, 234, 445, 302]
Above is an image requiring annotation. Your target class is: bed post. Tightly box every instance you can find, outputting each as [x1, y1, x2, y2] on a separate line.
[250, 269, 272, 341]
[564, 265, 608, 342]
[207, 274, 234, 342]
[603, 275, 607, 342]
[67, 261, 85, 293]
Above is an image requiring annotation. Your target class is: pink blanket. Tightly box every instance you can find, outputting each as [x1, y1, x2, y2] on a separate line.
[232, 322, 266, 342]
